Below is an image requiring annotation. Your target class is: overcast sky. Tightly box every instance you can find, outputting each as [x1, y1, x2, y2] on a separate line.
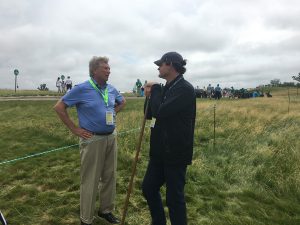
[0, 0, 299, 92]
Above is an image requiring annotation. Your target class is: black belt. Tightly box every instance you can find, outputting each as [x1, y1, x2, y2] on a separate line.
[92, 131, 113, 136]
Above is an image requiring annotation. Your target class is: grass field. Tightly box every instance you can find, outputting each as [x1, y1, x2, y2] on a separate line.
[0, 88, 299, 225]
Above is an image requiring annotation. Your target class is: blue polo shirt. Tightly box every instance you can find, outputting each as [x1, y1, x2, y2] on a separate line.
[62, 79, 124, 133]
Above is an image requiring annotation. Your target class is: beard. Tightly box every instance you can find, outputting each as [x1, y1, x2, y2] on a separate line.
[159, 73, 167, 79]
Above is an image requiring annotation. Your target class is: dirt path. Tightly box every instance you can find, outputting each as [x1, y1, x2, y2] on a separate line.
[0, 96, 142, 101]
[0, 96, 60, 101]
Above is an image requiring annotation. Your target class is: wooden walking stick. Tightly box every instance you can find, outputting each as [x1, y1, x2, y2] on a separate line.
[120, 97, 150, 225]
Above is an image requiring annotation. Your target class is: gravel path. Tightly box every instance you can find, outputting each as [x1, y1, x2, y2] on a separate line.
[0, 96, 141, 101]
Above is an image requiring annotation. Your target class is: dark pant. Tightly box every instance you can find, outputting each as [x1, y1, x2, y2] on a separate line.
[215, 91, 221, 99]
[142, 160, 187, 225]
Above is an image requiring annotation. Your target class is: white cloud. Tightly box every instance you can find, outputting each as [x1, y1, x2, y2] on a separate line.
[0, 0, 299, 92]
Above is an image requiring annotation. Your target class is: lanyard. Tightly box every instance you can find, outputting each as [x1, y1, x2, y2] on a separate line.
[89, 79, 109, 106]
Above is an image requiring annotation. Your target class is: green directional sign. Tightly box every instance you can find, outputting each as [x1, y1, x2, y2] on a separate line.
[14, 69, 19, 76]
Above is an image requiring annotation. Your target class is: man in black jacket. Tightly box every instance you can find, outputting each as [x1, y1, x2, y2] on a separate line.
[142, 52, 196, 225]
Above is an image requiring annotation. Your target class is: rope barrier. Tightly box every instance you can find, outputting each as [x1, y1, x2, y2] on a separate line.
[0, 144, 79, 166]
[1, 101, 298, 167]
[0, 126, 150, 166]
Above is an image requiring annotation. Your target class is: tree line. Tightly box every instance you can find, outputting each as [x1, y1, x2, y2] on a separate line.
[269, 73, 300, 87]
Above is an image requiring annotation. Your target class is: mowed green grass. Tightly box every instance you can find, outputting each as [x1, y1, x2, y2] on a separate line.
[0, 89, 62, 97]
[0, 90, 299, 225]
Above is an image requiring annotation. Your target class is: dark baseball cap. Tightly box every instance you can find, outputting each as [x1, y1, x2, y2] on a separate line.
[154, 52, 185, 66]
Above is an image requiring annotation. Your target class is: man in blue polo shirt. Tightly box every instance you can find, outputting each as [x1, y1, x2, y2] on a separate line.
[54, 56, 126, 225]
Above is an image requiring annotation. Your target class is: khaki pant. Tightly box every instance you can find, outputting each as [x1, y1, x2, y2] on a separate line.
[79, 133, 117, 224]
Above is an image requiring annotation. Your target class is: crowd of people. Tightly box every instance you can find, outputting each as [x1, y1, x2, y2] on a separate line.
[195, 85, 271, 99]
[56, 76, 73, 93]
[133, 78, 147, 97]
[195, 84, 224, 99]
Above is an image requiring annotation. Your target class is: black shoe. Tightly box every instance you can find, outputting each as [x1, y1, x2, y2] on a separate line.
[81, 220, 91, 225]
[98, 212, 120, 224]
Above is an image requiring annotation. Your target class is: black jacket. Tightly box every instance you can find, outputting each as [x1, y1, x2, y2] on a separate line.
[145, 75, 196, 165]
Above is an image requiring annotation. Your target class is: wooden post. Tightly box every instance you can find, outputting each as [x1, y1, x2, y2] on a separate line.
[288, 87, 290, 114]
[213, 104, 216, 150]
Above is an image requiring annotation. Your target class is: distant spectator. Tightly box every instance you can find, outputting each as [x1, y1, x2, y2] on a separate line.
[140, 86, 145, 97]
[61, 80, 66, 93]
[229, 86, 235, 98]
[56, 77, 62, 93]
[214, 84, 222, 100]
[65, 76, 73, 91]
[136, 79, 142, 97]
[207, 84, 213, 99]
